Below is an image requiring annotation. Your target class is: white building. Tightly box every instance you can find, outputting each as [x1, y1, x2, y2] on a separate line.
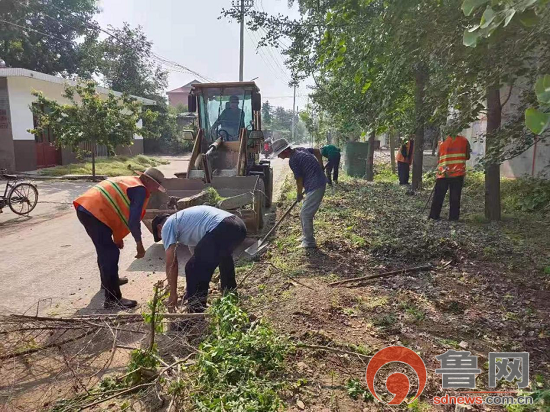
[462, 87, 550, 179]
[0, 68, 155, 172]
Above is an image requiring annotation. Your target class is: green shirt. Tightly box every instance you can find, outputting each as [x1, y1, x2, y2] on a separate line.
[320, 145, 341, 160]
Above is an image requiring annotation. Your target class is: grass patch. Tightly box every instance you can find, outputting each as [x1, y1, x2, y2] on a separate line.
[40, 155, 169, 177]
[346, 378, 374, 402]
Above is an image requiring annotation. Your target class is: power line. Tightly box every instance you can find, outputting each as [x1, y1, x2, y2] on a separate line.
[0, 18, 74, 44]
[30, 2, 215, 83]
[246, 28, 291, 84]
[248, 28, 292, 83]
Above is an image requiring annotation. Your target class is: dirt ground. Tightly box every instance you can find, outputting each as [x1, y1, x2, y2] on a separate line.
[0, 155, 290, 317]
[0, 154, 291, 411]
[5, 152, 549, 411]
[238, 157, 550, 411]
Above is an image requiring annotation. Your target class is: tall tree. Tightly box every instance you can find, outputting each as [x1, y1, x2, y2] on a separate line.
[461, 0, 550, 220]
[0, 0, 99, 76]
[262, 101, 273, 126]
[30, 81, 158, 178]
[99, 23, 167, 101]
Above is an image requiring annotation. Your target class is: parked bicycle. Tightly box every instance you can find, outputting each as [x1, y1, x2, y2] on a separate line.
[0, 169, 39, 215]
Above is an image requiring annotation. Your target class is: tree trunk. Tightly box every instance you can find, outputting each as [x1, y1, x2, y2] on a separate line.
[365, 129, 375, 181]
[431, 128, 439, 156]
[411, 65, 427, 191]
[485, 86, 502, 221]
[389, 129, 396, 174]
[91, 138, 96, 180]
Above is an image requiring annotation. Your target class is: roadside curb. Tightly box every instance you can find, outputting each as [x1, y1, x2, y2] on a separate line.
[15, 174, 107, 181]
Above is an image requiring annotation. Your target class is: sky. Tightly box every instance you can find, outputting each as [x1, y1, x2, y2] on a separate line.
[95, 0, 312, 110]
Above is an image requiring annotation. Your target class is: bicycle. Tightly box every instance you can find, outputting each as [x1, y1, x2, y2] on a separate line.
[0, 169, 39, 215]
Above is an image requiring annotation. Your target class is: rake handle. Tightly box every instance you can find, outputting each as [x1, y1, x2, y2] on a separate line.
[258, 198, 300, 246]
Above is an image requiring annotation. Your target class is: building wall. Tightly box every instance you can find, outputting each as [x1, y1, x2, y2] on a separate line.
[5, 76, 144, 171]
[168, 92, 189, 108]
[0, 78, 15, 171]
[462, 84, 550, 179]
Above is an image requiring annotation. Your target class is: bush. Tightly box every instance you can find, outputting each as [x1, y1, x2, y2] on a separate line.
[188, 295, 290, 411]
[502, 178, 550, 213]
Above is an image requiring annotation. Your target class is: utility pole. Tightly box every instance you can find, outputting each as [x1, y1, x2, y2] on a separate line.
[291, 84, 297, 142]
[232, 0, 254, 81]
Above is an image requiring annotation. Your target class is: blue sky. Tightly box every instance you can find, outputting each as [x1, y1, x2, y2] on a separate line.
[96, 0, 311, 109]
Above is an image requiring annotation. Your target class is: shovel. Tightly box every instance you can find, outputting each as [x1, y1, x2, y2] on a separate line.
[245, 198, 300, 257]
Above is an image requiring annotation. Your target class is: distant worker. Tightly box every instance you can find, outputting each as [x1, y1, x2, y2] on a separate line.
[152, 206, 247, 313]
[211, 95, 245, 141]
[273, 138, 326, 249]
[296, 146, 324, 167]
[429, 134, 471, 221]
[320, 144, 341, 186]
[396, 137, 414, 185]
[74, 168, 165, 309]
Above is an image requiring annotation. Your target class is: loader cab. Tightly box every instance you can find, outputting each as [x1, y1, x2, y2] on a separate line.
[188, 82, 262, 143]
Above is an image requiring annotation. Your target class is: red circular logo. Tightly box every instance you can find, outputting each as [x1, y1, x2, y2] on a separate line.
[366, 346, 427, 405]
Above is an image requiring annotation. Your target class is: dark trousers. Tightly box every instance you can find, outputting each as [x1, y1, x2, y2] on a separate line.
[326, 154, 340, 185]
[397, 161, 411, 185]
[76, 210, 122, 301]
[429, 176, 465, 221]
[184, 216, 247, 312]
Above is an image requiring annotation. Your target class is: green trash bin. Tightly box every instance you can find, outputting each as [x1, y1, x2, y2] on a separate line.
[344, 142, 370, 177]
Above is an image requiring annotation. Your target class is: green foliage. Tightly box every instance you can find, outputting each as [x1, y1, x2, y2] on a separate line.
[262, 101, 273, 126]
[462, 0, 548, 46]
[29, 81, 159, 164]
[407, 399, 431, 411]
[99, 23, 167, 101]
[501, 178, 550, 213]
[345, 378, 374, 402]
[126, 346, 159, 386]
[535, 75, 550, 104]
[525, 108, 550, 135]
[0, 0, 99, 76]
[505, 389, 550, 411]
[203, 187, 225, 206]
[142, 286, 168, 334]
[526, 75, 550, 135]
[189, 294, 289, 411]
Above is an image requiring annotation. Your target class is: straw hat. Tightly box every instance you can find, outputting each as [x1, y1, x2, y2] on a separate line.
[270, 138, 292, 158]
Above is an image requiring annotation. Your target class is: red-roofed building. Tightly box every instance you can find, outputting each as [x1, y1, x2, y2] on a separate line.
[166, 80, 201, 108]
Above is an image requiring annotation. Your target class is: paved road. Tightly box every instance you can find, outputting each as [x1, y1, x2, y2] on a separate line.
[0, 156, 289, 316]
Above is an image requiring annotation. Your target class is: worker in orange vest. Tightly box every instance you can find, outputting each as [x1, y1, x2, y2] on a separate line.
[73, 168, 165, 309]
[429, 134, 471, 221]
[396, 137, 414, 185]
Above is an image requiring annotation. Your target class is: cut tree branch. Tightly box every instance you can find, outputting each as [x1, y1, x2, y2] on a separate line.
[328, 264, 432, 287]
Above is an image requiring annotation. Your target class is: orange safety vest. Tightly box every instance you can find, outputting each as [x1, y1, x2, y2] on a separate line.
[396, 141, 413, 165]
[437, 136, 469, 178]
[74, 176, 150, 243]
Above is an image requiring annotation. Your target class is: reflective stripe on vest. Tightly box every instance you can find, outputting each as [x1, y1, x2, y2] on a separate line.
[437, 136, 468, 178]
[92, 183, 131, 230]
[73, 176, 149, 242]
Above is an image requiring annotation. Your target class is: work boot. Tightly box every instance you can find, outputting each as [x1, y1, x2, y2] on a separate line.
[100, 277, 128, 290]
[103, 297, 138, 310]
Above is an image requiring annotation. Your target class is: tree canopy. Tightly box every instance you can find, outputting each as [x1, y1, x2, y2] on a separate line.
[225, 0, 550, 218]
[0, 0, 99, 76]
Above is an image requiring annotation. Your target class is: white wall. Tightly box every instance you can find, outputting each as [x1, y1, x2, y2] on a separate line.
[7, 76, 72, 141]
[460, 83, 550, 179]
[7, 76, 144, 141]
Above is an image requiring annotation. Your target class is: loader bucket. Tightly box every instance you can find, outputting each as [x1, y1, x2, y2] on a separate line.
[144, 175, 265, 237]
